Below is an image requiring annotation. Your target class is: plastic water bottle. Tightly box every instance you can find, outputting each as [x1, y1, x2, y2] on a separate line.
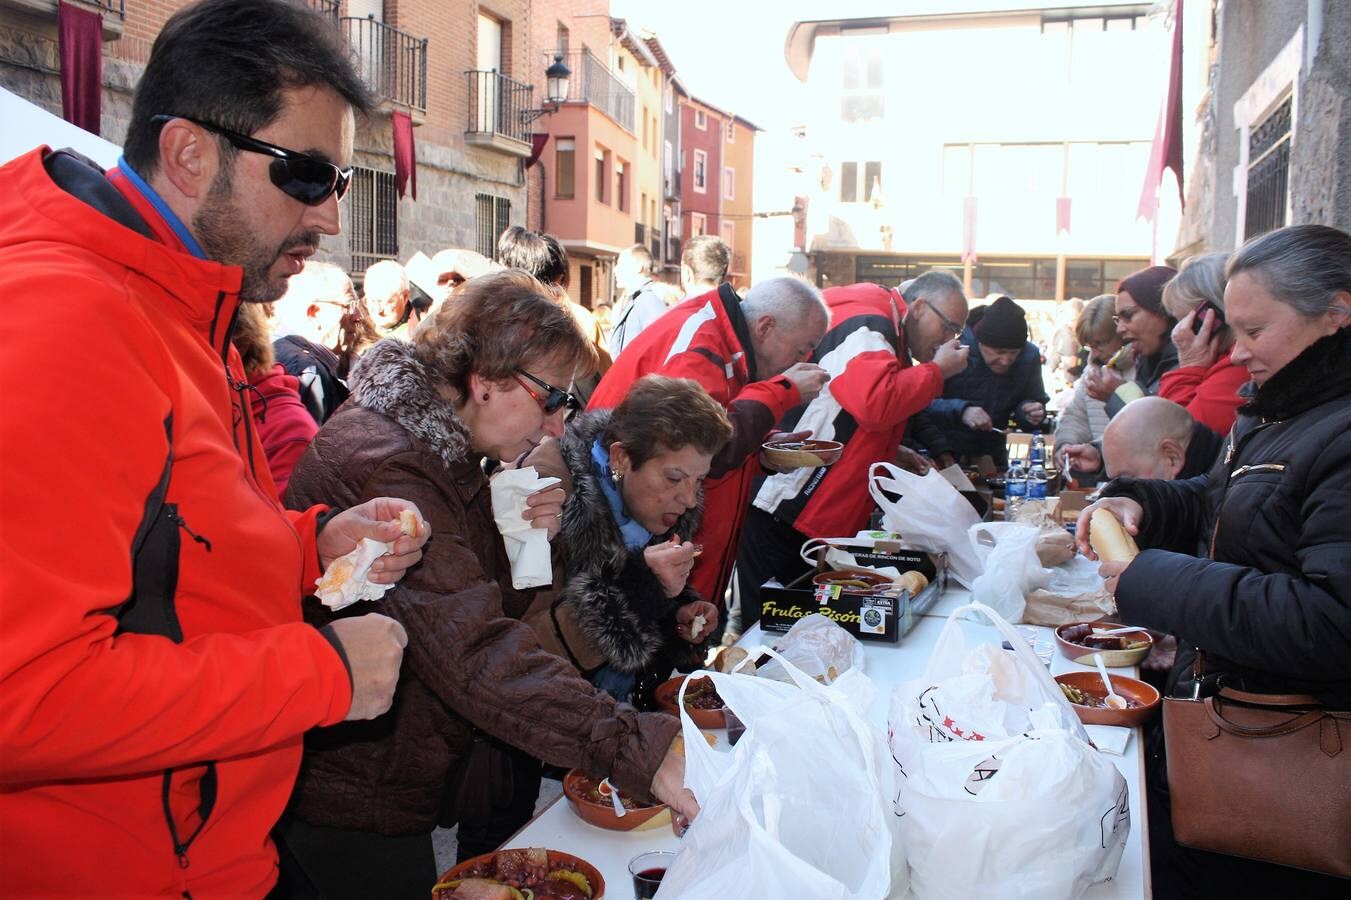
[1028, 456, 1049, 501]
[1031, 433, 1047, 466]
[1006, 457, 1028, 516]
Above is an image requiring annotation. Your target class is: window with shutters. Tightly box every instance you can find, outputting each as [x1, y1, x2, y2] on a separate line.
[555, 137, 575, 198]
[349, 166, 398, 272]
[475, 193, 512, 260]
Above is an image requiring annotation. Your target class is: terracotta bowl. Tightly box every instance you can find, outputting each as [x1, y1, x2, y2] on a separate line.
[1055, 672, 1161, 727]
[654, 674, 726, 728]
[811, 570, 895, 594]
[434, 848, 605, 899]
[561, 769, 671, 832]
[761, 439, 845, 470]
[1055, 621, 1154, 668]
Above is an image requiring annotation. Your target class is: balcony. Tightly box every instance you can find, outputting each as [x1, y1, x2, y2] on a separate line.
[667, 236, 682, 267]
[3, 0, 124, 38]
[635, 224, 663, 260]
[342, 16, 427, 115]
[547, 48, 633, 133]
[663, 169, 681, 200]
[464, 70, 534, 157]
[304, 0, 339, 21]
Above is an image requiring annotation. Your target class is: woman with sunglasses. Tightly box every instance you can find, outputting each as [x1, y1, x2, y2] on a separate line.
[277, 271, 695, 899]
[520, 375, 731, 703]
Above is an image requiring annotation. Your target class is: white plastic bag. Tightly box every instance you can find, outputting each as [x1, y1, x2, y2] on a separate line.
[889, 602, 1129, 899]
[967, 522, 1054, 623]
[657, 649, 902, 899]
[868, 463, 981, 587]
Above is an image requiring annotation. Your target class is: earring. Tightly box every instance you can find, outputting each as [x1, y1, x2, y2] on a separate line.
[482, 392, 489, 402]
[611, 469, 623, 484]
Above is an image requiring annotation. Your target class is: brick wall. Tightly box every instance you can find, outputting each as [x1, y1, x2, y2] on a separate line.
[0, 0, 537, 275]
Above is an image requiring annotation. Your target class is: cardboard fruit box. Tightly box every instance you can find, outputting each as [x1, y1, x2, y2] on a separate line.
[755, 542, 947, 643]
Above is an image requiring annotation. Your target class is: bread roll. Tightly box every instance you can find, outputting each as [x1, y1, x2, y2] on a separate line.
[715, 646, 751, 674]
[895, 570, 929, 596]
[1089, 508, 1139, 562]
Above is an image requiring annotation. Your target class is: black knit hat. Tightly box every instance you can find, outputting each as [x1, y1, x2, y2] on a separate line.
[974, 295, 1028, 349]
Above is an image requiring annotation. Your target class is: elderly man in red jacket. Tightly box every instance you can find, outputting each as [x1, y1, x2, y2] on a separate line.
[0, 2, 432, 896]
[588, 277, 831, 619]
[735, 272, 971, 626]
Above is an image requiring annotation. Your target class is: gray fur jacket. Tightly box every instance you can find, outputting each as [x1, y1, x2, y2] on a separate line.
[522, 409, 706, 674]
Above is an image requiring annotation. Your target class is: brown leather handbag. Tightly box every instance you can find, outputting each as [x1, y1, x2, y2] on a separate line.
[1163, 682, 1351, 877]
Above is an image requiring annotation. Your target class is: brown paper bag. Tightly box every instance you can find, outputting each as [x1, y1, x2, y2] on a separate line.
[1022, 587, 1116, 627]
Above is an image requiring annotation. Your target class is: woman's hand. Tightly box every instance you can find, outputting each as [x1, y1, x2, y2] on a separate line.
[521, 485, 566, 540]
[1098, 559, 1131, 597]
[317, 497, 430, 584]
[651, 736, 700, 832]
[1172, 309, 1223, 369]
[1075, 497, 1145, 560]
[1084, 365, 1126, 401]
[644, 538, 698, 598]
[675, 600, 719, 644]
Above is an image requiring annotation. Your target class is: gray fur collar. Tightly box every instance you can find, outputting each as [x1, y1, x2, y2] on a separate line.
[348, 339, 472, 469]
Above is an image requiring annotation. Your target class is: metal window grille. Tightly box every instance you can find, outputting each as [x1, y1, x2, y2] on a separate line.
[1244, 95, 1292, 239]
[349, 167, 398, 272]
[475, 194, 512, 260]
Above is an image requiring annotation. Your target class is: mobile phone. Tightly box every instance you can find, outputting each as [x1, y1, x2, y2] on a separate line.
[1191, 300, 1226, 334]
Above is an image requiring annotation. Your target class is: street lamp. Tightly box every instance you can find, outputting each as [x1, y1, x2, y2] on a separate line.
[521, 55, 572, 123]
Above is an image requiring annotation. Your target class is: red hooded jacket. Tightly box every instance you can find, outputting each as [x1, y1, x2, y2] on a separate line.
[0, 148, 353, 897]
[753, 283, 945, 538]
[1158, 350, 1248, 435]
[250, 364, 321, 496]
[589, 284, 803, 605]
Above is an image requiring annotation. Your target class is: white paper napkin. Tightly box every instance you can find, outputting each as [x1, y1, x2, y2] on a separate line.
[315, 538, 397, 612]
[490, 466, 561, 589]
[1085, 724, 1133, 755]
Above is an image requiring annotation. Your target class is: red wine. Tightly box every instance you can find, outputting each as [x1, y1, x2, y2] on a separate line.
[632, 866, 666, 899]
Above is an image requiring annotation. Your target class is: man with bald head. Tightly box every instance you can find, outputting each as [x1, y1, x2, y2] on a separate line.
[1101, 396, 1224, 481]
[363, 259, 411, 338]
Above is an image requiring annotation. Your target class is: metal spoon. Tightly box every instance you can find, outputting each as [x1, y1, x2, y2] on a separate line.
[1094, 653, 1129, 709]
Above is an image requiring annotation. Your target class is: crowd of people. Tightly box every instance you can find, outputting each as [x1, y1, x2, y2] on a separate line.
[0, 1, 1347, 898]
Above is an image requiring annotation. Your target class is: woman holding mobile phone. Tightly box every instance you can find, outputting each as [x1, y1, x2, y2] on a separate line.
[1159, 253, 1249, 434]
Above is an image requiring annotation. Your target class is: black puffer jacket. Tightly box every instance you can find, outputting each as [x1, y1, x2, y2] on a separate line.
[521, 410, 705, 675]
[1103, 328, 1351, 704]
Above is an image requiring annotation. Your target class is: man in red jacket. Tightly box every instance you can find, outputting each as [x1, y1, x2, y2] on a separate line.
[0, 2, 430, 896]
[736, 273, 971, 624]
[588, 277, 831, 616]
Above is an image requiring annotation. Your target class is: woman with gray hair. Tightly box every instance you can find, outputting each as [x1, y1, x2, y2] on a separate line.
[1077, 224, 1350, 896]
[1158, 252, 1249, 434]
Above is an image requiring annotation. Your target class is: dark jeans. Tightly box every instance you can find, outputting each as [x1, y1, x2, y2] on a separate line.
[447, 739, 543, 863]
[1144, 725, 1348, 898]
[733, 507, 814, 632]
[271, 816, 436, 900]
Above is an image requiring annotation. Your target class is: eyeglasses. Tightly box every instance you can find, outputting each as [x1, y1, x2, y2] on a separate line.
[151, 114, 353, 206]
[1112, 307, 1140, 325]
[513, 370, 580, 415]
[921, 300, 965, 339]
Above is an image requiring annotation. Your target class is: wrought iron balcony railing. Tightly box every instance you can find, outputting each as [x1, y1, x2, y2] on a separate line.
[342, 16, 427, 113]
[465, 70, 534, 146]
[545, 48, 634, 133]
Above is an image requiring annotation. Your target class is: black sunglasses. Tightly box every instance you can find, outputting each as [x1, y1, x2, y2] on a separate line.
[151, 114, 353, 206]
[513, 370, 580, 415]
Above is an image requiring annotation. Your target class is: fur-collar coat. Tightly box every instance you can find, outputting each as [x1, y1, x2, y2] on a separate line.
[283, 340, 681, 834]
[523, 409, 707, 674]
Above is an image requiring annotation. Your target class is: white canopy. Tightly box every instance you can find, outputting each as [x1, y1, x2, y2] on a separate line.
[1, 86, 121, 169]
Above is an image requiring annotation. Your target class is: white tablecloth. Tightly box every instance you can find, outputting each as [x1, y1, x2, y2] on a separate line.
[504, 587, 1151, 898]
